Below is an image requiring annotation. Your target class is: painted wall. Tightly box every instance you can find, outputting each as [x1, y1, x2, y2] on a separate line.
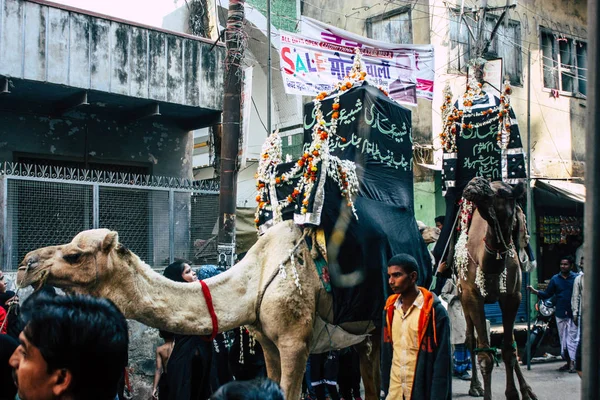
[414, 166, 445, 228]
[0, 0, 225, 111]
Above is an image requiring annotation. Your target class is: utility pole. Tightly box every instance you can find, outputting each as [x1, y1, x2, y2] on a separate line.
[266, 0, 272, 134]
[583, 0, 600, 397]
[218, 0, 245, 269]
[461, 0, 516, 81]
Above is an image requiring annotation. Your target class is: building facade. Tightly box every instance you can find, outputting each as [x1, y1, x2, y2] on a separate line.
[0, 0, 225, 270]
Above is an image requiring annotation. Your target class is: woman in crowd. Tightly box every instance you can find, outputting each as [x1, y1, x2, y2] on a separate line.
[162, 261, 214, 400]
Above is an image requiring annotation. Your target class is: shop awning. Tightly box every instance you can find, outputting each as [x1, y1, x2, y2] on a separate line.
[533, 179, 586, 206]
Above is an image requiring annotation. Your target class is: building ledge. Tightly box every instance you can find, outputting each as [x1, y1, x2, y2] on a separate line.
[0, 0, 225, 113]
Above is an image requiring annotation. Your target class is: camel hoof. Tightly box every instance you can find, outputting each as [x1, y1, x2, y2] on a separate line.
[469, 386, 484, 397]
[506, 391, 520, 400]
[522, 388, 538, 400]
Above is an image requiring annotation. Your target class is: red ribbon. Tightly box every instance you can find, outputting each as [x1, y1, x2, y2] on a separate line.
[199, 280, 219, 341]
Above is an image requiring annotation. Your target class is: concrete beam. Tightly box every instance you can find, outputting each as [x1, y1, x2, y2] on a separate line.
[122, 103, 161, 125]
[53, 91, 89, 116]
[0, 77, 9, 95]
[177, 113, 221, 131]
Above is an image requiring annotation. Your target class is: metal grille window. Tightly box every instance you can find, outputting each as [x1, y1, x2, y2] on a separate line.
[541, 29, 587, 97]
[7, 180, 93, 268]
[190, 193, 220, 265]
[1, 162, 219, 270]
[99, 187, 169, 267]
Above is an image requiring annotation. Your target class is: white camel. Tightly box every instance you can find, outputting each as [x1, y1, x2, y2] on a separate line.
[16, 220, 380, 400]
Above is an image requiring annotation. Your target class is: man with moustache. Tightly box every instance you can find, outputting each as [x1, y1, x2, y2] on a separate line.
[384, 254, 451, 400]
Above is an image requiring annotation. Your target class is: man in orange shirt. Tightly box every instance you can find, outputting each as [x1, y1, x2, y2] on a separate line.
[384, 254, 451, 400]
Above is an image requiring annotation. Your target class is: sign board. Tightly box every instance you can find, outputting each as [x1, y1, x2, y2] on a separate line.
[277, 18, 435, 105]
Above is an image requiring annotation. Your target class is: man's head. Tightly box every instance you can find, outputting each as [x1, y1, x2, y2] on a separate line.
[559, 256, 574, 275]
[435, 216, 445, 230]
[210, 378, 284, 400]
[9, 292, 128, 400]
[387, 254, 419, 295]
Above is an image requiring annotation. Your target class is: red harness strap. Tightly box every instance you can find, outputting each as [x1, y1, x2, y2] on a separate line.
[198, 280, 219, 341]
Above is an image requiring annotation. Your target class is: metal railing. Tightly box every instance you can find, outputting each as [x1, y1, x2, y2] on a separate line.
[0, 162, 220, 270]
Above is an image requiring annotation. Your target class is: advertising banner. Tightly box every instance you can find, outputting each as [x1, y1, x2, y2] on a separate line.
[277, 17, 434, 105]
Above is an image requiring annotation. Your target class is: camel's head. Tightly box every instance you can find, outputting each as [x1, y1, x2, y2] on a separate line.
[16, 229, 124, 293]
[463, 177, 525, 228]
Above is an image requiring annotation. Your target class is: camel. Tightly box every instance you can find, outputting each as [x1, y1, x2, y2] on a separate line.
[456, 177, 537, 400]
[16, 220, 381, 400]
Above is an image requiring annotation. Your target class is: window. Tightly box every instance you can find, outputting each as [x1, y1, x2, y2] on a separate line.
[541, 29, 587, 97]
[448, 11, 522, 85]
[366, 7, 412, 44]
[448, 11, 473, 74]
[484, 16, 522, 85]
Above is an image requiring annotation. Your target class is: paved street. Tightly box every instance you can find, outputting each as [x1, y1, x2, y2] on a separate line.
[452, 361, 581, 398]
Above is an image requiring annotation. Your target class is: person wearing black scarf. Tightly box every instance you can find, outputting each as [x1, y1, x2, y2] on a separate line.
[161, 261, 214, 400]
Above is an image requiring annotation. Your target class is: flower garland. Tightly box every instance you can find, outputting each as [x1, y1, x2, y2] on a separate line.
[237, 327, 256, 364]
[475, 266, 487, 297]
[254, 132, 284, 226]
[454, 197, 475, 281]
[499, 268, 507, 294]
[439, 74, 514, 154]
[497, 80, 512, 150]
[255, 48, 366, 227]
[454, 197, 489, 297]
[439, 83, 458, 153]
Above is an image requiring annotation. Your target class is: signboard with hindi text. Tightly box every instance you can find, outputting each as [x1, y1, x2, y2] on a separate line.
[279, 26, 434, 105]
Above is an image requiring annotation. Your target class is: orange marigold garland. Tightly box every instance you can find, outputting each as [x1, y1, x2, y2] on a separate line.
[255, 48, 367, 228]
[439, 76, 513, 154]
[439, 83, 458, 153]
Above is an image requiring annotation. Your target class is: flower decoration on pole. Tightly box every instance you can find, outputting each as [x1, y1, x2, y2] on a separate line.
[255, 48, 367, 229]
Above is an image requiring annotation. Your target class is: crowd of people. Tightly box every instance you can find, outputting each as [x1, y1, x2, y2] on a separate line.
[0, 241, 584, 400]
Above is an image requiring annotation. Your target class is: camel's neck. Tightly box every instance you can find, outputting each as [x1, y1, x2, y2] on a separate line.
[101, 255, 260, 336]
[484, 216, 512, 252]
[480, 218, 514, 273]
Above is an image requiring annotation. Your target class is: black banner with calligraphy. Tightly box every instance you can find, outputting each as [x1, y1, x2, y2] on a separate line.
[442, 95, 526, 195]
[300, 83, 432, 324]
[433, 93, 526, 265]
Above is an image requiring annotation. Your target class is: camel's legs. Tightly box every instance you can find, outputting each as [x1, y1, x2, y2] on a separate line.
[465, 316, 484, 397]
[498, 294, 520, 400]
[256, 334, 282, 384]
[462, 288, 494, 400]
[355, 330, 382, 400]
[499, 293, 538, 400]
[277, 338, 310, 400]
